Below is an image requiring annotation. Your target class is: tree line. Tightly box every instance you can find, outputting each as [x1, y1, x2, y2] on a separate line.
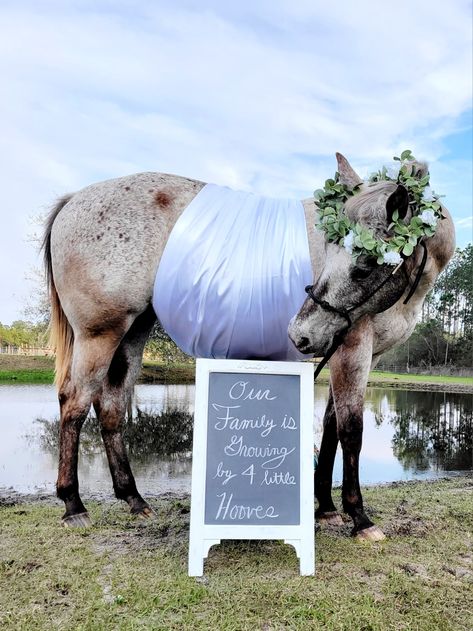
[377, 244, 472, 373]
[0, 320, 48, 349]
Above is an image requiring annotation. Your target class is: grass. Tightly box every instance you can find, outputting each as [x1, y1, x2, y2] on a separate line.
[0, 369, 55, 383]
[1, 478, 472, 630]
[0, 355, 55, 383]
[369, 370, 473, 385]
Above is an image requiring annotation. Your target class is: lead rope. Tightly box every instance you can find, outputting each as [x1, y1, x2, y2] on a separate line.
[313, 328, 350, 379]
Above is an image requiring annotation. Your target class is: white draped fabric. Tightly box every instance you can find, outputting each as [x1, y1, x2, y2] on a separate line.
[152, 183, 312, 360]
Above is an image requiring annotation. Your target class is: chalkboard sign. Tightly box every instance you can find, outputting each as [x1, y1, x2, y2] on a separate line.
[205, 372, 300, 525]
[189, 359, 314, 576]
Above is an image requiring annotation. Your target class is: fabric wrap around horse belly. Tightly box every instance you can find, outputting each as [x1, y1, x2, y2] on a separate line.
[152, 183, 312, 361]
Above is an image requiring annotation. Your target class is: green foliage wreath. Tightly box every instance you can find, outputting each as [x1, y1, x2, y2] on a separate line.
[314, 150, 444, 265]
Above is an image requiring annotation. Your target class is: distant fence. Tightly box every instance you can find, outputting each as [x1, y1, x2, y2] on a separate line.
[374, 364, 473, 377]
[0, 345, 54, 356]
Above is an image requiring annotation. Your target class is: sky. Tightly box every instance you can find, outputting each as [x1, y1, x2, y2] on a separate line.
[0, 0, 472, 324]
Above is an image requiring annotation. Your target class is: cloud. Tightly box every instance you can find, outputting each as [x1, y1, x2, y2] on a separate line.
[0, 0, 471, 322]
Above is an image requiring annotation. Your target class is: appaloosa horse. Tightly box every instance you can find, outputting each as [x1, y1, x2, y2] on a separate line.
[43, 153, 455, 540]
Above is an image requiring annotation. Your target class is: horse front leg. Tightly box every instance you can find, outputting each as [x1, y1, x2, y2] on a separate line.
[314, 387, 344, 525]
[330, 320, 386, 541]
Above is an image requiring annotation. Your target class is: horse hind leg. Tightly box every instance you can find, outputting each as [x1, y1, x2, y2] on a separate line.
[57, 333, 122, 527]
[93, 305, 157, 518]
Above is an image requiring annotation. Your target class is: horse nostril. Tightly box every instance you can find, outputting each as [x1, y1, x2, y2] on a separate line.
[299, 336, 310, 348]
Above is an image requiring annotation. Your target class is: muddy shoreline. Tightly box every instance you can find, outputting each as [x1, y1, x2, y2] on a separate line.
[2, 475, 472, 508]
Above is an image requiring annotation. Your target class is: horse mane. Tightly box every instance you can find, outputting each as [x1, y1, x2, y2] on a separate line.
[42, 194, 75, 391]
[344, 161, 430, 238]
[344, 181, 398, 236]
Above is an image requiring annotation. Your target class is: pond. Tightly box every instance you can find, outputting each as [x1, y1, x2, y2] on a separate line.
[0, 383, 471, 497]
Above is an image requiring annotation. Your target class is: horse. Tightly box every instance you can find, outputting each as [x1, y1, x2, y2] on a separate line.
[42, 152, 455, 540]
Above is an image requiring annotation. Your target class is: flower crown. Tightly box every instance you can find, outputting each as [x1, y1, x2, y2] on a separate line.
[314, 150, 444, 266]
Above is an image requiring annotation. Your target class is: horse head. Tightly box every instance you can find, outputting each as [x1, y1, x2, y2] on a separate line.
[288, 152, 428, 356]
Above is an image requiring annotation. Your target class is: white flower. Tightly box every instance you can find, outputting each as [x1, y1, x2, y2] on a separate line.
[419, 209, 437, 226]
[422, 186, 434, 202]
[343, 230, 355, 254]
[383, 250, 402, 266]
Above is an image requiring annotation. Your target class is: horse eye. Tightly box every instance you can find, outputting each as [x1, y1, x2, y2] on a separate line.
[350, 266, 373, 280]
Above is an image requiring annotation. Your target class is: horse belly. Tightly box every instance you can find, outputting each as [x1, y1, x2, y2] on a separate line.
[153, 183, 312, 360]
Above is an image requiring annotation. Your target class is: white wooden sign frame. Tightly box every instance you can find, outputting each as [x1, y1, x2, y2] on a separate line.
[188, 358, 315, 576]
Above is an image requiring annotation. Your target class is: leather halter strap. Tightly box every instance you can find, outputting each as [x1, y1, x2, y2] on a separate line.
[403, 241, 428, 305]
[306, 245, 427, 379]
[305, 241, 427, 380]
[304, 287, 352, 329]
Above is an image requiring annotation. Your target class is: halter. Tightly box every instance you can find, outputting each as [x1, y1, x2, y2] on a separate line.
[306, 241, 428, 379]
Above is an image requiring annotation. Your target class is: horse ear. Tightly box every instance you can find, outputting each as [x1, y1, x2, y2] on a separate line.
[386, 184, 409, 224]
[336, 152, 363, 189]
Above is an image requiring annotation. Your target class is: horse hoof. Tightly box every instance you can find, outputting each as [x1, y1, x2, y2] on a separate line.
[62, 512, 92, 528]
[355, 525, 386, 542]
[316, 511, 344, 526]
[136, 506, 156, 520]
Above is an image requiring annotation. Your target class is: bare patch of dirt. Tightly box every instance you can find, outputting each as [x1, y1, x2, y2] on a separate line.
[384, 513, 433, 537]
[400, 563, 430, 579]
[0, 355, 54, 371]
[92, 494, 191, 556]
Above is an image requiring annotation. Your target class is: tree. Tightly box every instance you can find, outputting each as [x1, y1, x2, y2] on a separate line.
[145, 321, 193, 364]
[0, 320, 48, 348]
[378, 244, 473, 372]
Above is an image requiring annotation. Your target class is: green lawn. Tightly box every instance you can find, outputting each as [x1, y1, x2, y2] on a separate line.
[0, 369, 55, 383]
[1, 478, 472, 630]
[369, 370, 473, 385]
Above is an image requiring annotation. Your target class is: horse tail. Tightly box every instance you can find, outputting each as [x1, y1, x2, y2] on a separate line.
[42, 194, 75, 391]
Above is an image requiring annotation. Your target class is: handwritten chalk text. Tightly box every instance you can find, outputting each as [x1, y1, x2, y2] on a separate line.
[215, 492, 279, 520]
[212, 404, 277, 437]
[224, 435, 295, 468]
[228, 381, 277, 401]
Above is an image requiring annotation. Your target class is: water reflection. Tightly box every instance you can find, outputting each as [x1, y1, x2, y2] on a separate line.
[27, 387, 473, 480]
[0, 383, 471, 495]
[35, 407, 193, 460]
[383, 390, 473, 472]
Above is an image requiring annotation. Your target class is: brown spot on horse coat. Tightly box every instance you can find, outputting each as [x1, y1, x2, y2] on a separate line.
[153, 190, 173, 209]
